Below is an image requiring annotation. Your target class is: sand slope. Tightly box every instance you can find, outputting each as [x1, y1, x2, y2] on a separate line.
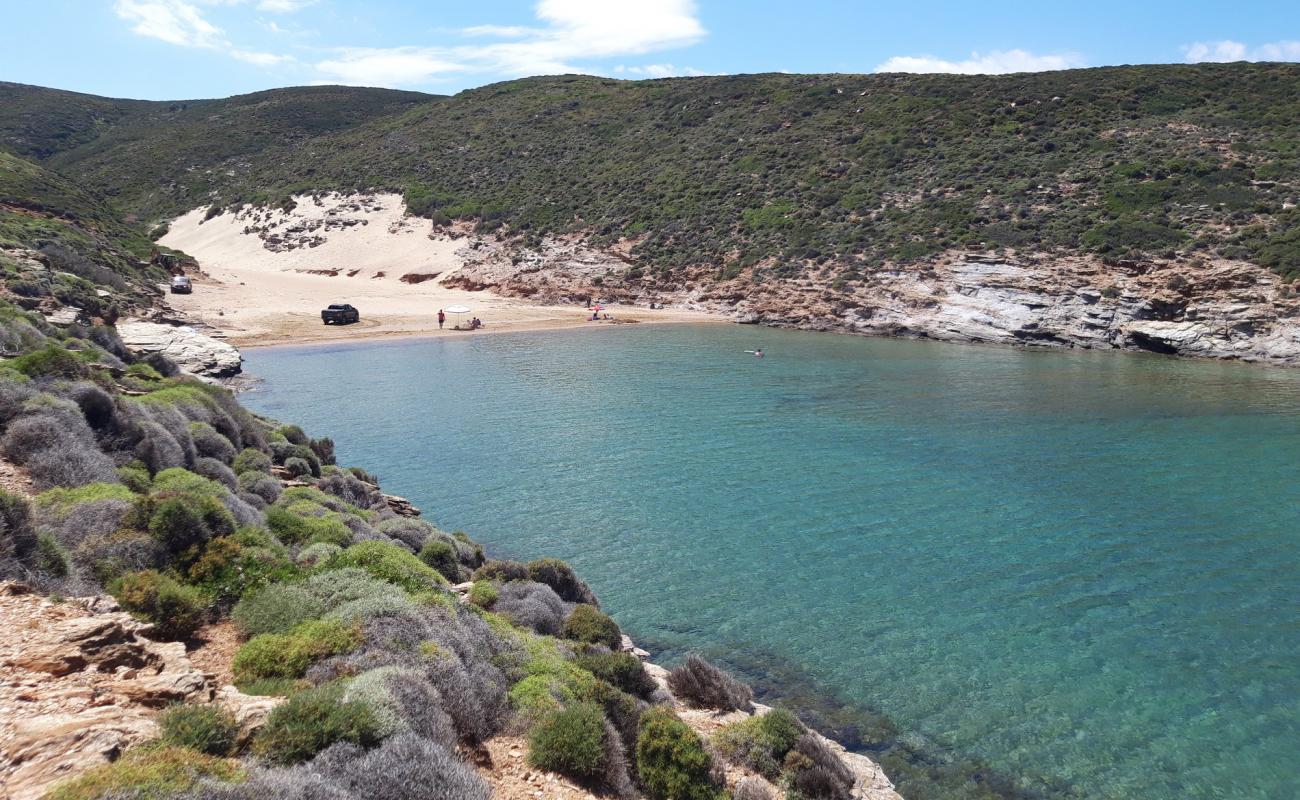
[159, 193, 713, 347]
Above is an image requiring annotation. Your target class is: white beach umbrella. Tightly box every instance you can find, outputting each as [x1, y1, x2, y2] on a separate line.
[444, 304, 471, 326]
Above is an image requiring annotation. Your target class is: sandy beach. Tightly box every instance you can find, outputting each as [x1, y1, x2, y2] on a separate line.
[158, 193, 719, 348]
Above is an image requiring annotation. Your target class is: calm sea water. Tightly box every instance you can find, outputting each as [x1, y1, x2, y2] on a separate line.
[241, 325, 1300, 800]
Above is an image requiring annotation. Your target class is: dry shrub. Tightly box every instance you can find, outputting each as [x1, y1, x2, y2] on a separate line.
[494, 580, 569, 636]
[667, 654, 753, 712]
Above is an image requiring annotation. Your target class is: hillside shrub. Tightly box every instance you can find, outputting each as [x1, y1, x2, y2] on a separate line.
[208, 733, 488, 800]
[574, 651, 657, 699]
[10, 344, 85, 379]
[43, 744, 242, 800]
[158, 704, 239, 756]
[135, 420, 187, 473]
[714, 709, 805, 779]
[296, 541, 342, 567]
[316, 470, 380, 511]
[194, 457, 238, 491]
[72, 531, 158, 586]
[232, 448, 271, 474]
[265, 505, 350, 545]
[233, 582, 325, 636]
[468, 581, 498, 609]
[110, 569, 205, 640]
[527, 701, 608, 779]
[734, 776, 776, 800]
[190, 422, 236, 464]
[563, 604, 621, 649]
[232, 618, 360, 684]
[784, 733, 855, 800]
[253, 681, 382, 765]
[186, 537, 294, 607]
[240, 471, 281, 504]
[1, 411, 118, 489]
[118, 463, 151, 493]
[148, 494, 234, 556]
[636, 706, 723, 800]
[283, 456, 312, 478]
[473, 558, 530, 583]
[668, 654, 753, 712]
[297, 564, 385, 601]
[495, 580, 568, 636]
[528, 558, 600, 605]
[418, 539, 460, 582]
[373, 517, 436, 551]
[34, 531, 70, 576]
[324, 540, 447, 592]
[0, 490, 36, 572]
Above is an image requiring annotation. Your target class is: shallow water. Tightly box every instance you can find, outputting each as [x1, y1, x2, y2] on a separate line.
[242, 325, 1300, 800]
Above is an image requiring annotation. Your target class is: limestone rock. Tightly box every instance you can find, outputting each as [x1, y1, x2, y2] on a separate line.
[383, 493, 421, 518]
[0, 583, 216, 800]
[453, 241, 1300, 366]
[215, 685, 282, 747]
[116, 320, 242, 378]
[4, 706, 158, 800]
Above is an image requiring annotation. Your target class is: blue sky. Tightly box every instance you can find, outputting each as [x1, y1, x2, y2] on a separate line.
[2, 1, 1298, 99]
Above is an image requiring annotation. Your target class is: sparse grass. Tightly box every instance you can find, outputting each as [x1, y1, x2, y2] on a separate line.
[252, 680, 382, 765]
[158, 704, 240, 756]
[42, 744, 242, 800]
[322, 540, 448, 592]
[232, 618, 360, 684]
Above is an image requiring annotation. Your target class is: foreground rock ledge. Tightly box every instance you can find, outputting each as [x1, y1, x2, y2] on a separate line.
[116, 320, 243, 379]
[0, 583, 272, 800]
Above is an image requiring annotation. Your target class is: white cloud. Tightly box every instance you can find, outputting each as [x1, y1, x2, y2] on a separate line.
[460, 24, 538, 39]
[874, 49, 1086, 75]
[1183, 39, 1300, 62]
[315, 0, 707, 87]
[615, 63, 706, 78]
[230, 48, 294, 66]
[253, 0, 316, 11]
[316, 47, 467, 85]
[113, 0, 293, 69]
[113, 0, 224, 48]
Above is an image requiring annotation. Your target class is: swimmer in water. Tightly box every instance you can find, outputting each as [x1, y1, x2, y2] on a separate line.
[745, 349, 764, 357]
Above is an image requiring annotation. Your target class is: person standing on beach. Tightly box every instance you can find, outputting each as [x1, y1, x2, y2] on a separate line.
[437, 309, 445, 329]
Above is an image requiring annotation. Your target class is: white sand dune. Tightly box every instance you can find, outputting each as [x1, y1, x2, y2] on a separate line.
[159, 193, 712, 347]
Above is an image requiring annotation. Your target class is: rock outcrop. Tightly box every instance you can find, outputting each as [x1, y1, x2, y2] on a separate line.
[116, 320, 243, 378]
[636, 638, 903, 800]
[0, 583, 215, 800]
[451, 241, 1300, 366]
[714, 254, 1300, 364]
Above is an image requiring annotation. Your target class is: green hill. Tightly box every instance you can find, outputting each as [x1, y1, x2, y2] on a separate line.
[0, 151, 165, 314]
[2, 64, 1299, 283]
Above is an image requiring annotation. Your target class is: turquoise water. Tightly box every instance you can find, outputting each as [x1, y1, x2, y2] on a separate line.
[241, 325, 1300, 800]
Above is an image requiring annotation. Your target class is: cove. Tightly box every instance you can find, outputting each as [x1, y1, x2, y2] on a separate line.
[240, 324, 1300, 800]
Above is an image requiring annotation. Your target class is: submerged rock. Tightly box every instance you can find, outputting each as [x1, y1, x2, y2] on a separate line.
[116, 320, 242, 378]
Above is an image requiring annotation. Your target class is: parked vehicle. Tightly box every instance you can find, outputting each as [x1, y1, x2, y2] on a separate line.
[170, 275, 192, 294]
[321, 303, 360, 325]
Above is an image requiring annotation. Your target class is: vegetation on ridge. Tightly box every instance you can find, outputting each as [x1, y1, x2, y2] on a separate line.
[4, 65, 1299, 283]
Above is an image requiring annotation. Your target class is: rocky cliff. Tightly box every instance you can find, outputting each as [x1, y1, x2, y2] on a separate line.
[447, 238, 1300, 365]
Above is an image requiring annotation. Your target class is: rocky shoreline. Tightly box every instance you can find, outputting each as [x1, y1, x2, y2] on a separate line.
[443, 232, 1300, 367]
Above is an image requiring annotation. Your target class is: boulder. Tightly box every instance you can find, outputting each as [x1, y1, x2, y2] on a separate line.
[116, 321, 242, 378]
